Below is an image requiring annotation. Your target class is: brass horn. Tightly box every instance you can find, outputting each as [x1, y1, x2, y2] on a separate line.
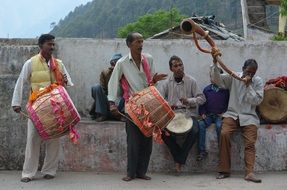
[180, 18, 245, 82]
[180, 18, 203, 35]
[180, 18, 216, 53]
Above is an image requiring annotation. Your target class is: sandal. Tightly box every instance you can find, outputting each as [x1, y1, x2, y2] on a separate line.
[196, 152, 208, 161]
[245, 173, 262, 183]
[136, 175, 151, 180]
[122, 176, 134, 182]
[216, 172, 230, 179]
[20, 177, 32, 183]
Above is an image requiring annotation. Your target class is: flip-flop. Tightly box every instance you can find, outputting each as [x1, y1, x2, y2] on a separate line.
[216, 172, 230, 179]
[244, 173, 262, 183]
[122, 176, 134, 181]
[136, 175, 151, 180]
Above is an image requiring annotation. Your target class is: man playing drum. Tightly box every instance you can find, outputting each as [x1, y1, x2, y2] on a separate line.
[210, 57, 264, 183]
[159, 55, 206, 173]
[11, 34, 73, 183]
[107, 32, 167, 181]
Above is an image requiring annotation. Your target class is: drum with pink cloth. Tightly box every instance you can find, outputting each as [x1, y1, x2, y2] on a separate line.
[125, 86, 175, 138]
[26, 85, 81, 141]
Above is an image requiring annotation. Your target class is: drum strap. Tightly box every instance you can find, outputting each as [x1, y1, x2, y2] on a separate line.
[120, 55, 152, 102]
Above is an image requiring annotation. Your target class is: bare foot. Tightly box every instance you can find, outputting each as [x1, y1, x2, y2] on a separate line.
[175, 163, 182, 173]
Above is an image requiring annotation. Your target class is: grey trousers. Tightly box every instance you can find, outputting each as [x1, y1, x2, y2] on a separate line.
[91, 84, 109, 117]
[91, 84, 124, 117]
[22, 119, 60, 178]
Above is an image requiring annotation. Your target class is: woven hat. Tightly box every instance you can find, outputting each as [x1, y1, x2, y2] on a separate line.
[258, 87, 287, 123]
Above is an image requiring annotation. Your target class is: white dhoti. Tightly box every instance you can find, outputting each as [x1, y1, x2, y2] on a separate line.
[22, 119, 60, 178]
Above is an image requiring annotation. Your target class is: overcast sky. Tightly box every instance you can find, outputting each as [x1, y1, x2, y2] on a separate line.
[0, 0, 92, 38]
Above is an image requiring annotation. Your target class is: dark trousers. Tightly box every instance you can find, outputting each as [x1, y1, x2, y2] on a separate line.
[125, 116, 152, 178]
[162, 118, 199, 164]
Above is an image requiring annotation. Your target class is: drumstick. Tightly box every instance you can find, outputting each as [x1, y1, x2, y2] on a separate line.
[117, 111, 137, 125]
[20, 111, 30, 119]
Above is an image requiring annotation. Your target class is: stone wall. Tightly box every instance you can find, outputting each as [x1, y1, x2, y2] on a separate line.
[0, 38, 287, 171]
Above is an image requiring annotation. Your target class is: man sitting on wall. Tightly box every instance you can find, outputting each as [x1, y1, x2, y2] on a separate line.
[89, 53, 124, 122]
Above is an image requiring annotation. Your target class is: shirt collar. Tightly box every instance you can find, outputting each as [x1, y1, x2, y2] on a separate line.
[211, 84, 220, 92]
[170, 74, 185, 83]
[128, 53, 143, 64]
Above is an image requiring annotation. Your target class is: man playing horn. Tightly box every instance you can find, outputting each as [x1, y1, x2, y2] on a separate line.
[159, 55, 206, 174]
[210, 58, 264, 183]
[11, 34, 73, 183]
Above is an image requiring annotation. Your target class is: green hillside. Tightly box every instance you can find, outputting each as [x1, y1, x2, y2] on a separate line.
[50, 0, 242, 38]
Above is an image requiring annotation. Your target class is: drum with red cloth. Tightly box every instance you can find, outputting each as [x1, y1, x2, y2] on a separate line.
[125, 86, 175, 138]
[26, 84, 81, 142]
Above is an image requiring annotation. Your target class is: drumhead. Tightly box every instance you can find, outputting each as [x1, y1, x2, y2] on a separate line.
[166, 113, 193, 134]
[258, 87, 287, 123]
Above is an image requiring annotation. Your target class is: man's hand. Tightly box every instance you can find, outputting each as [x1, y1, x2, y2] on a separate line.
[211, 47, 221, 63]
[109, 101, 120, 117]
[62, 74, 68, 85]
[201, 114, 207, 120]
[13, 106, 21, 113]
[242, 75, 252, 87]
[179, 98, 189, 106]
[152, 73, 167, 84]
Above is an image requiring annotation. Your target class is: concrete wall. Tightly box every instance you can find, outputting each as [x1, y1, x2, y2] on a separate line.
[1, 38, 287, 171]
[58, 121, 287, 172]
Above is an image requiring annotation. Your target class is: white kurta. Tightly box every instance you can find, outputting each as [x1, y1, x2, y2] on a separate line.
[11, 56, 73, 178]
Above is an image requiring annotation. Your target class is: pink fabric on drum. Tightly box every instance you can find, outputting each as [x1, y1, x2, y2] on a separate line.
[27, 105, 49, 140]
[26, 85, 81, 142]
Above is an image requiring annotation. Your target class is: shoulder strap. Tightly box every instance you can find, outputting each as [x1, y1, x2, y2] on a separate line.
[120, 54, 153, 102]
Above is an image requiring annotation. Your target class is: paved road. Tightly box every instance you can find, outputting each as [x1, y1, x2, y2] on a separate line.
[0, 171, 286, 190]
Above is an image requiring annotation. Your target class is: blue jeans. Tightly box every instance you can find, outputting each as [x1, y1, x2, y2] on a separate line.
[198, 114, 222, 153]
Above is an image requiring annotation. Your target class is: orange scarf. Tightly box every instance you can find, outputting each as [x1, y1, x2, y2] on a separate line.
[40, 52, 64, 86]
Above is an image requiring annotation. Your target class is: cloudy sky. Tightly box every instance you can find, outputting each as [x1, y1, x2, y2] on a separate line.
[0, 0, 92, 38]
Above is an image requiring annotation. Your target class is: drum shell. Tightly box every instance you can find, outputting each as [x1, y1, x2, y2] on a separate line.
[257, 86, 287, 123]
[26, 85, 81, 140]
[166, 111, 193, 135]
[125, 86, 175, 137]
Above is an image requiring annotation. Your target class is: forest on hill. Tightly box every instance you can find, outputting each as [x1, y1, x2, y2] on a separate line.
[50, 0, 242, 38]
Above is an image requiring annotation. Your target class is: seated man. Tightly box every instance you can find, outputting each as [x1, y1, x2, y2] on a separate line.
[158, 55, 206, 173]
[89, 53, 124, 122]
[197, 69, 229, 161]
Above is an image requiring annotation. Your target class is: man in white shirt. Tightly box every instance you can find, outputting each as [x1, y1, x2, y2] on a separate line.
[210, 57, 263, 183]
[11, 34, 73, 183]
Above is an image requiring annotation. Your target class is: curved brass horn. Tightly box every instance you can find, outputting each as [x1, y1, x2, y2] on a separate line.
[180, 18, 216, 52]
[180, 19, 203, 35]
[180, 18, 245, 82]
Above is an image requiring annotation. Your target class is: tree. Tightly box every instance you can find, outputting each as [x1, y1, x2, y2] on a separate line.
[117, 8, 186, 38]
[279, 0, 287, 37]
